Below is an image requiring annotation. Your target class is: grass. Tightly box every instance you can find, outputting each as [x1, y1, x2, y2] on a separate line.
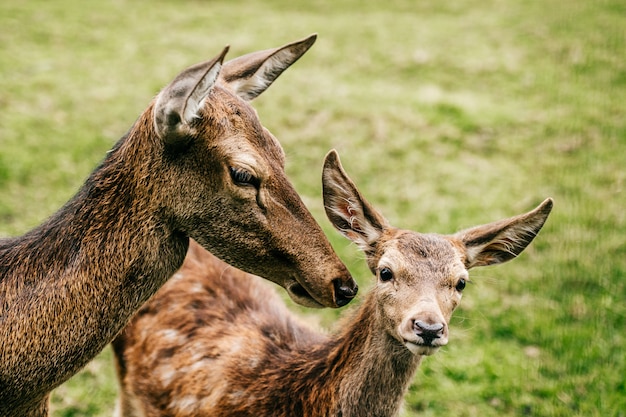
[1, 0, 624, 415]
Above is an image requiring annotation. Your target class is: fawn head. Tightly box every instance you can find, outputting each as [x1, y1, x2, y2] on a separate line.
[322, 150, 553, 354]
[148, 35, 356, 308]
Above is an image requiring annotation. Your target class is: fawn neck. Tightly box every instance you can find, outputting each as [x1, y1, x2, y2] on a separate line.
[330, 295, 423, 417]
[242, 294, 422, 417]
[0, 106, 188, 410]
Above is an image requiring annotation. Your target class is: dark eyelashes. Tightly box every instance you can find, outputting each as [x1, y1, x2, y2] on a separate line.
[229, 167, 260, 188]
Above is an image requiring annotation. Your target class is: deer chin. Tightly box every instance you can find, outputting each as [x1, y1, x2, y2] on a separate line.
[285, 280, 325, 308]
[404, 341, 441, 356]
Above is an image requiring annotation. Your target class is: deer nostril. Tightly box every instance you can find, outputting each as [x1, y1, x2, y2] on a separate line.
[413, 320, 445, 344]
[333, 278, 358, 307]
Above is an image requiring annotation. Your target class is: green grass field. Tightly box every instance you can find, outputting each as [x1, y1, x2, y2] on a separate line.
[1, 0, 624, 416]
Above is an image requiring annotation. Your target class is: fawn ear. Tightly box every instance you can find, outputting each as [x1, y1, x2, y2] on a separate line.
[322, 150, 390, 254]
[455, 198, 554, 269]
[154, 46, 229, 143]
[219, 33, 317, 101]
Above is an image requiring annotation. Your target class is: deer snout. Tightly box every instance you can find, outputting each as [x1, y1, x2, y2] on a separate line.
[399, 313, 448, 356]
[333, 277, 358, 307]
[412, 320, 446, 346]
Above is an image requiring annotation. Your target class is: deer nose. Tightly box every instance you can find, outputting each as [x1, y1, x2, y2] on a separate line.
[413, 320, 445, 345]
[333, 277, 358, 307]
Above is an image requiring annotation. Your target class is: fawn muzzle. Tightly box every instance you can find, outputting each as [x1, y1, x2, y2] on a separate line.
[400, 308, 449, 355]
[413, 320, 446, 346]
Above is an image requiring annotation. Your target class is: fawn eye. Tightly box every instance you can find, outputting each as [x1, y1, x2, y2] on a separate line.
[229, 167, 259, 187]
[379, 267, 394, 282]
[455, 278, 466, 292]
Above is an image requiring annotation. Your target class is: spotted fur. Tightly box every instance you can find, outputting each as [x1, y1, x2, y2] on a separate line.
[113, 150, 553, 417]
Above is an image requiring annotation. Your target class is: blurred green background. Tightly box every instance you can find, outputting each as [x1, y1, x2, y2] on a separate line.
[0, 0, 624, 416]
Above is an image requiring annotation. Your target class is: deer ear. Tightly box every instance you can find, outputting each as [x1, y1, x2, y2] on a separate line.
[455, 198, 554, 269]
[153, 46, 229, 143]
[219, 34, 317, 101]
[322, 150, 389, 254]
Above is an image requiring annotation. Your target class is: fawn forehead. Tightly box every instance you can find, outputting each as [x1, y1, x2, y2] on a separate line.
[380, 231, 466, 283]
[197, 87, 285, 171]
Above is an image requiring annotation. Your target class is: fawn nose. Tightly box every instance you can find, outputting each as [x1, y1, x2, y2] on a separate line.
[333, 277, 358, 307]
[413, 320, 445, 346]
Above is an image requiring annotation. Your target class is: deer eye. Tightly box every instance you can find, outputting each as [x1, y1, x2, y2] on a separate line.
[229, 167, 259, 187]
[379, 267, 394, 282]
[455, 277, 466, 292]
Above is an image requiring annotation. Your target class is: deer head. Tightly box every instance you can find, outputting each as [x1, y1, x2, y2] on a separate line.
[323, 150, 553, 354]
[149, 35, 356, 308]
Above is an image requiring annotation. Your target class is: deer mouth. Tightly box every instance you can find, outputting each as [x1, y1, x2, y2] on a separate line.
[404, 340, 442, 356]
[286, 280, 325, 308]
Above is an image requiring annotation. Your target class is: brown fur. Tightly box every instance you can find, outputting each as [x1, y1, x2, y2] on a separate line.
[113, 150, 553, 417]
[0, 37, 356, 417]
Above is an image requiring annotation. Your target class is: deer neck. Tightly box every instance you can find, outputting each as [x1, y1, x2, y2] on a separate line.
[328, 294, 423, 417]
[0, 109, 189, 408]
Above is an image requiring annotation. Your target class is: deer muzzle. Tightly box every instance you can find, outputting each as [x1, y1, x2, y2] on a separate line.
[400, 308, 449, 355]
[333, 277, 358, 307]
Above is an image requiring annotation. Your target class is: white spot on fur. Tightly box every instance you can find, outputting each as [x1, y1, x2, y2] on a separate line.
[228, 337, 244, 354]
[170, 395, 200, 415]
[171, 272, 185, 281]
[188, 282, 205, 293]
[157, 363, 178, 387]
[160, 329, 185, 344]
[188, 358, 212, 374]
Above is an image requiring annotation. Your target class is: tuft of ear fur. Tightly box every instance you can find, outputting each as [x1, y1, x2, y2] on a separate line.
[219, 34, 317, 101]
[322, 150, 389, 254]
[456, 198, 554, 268]
[153, 46, 229, 144]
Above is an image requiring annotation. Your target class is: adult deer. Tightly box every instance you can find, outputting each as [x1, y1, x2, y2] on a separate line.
[0, 36, 357, 416]
[113, 150, 553, 417]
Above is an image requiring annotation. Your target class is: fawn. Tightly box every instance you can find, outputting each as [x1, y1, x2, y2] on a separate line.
[0, 36, 357, 416]
[112, 149, 553, 417]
